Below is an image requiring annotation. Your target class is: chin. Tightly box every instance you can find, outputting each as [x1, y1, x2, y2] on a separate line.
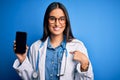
[52, 32, 63, 36]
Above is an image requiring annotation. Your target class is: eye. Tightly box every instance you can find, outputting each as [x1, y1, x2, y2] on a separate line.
[59, 17, 65, 21]
[49, 16, 55, 21]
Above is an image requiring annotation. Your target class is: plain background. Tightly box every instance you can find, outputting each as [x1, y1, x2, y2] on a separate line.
[0, 0, 120, 80]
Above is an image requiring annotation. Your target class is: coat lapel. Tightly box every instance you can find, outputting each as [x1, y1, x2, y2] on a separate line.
[60, 49, 67, 76]
[38, 38, 48, 80]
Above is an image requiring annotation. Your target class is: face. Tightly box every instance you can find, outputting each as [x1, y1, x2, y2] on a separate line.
[48, 8, 66, 36]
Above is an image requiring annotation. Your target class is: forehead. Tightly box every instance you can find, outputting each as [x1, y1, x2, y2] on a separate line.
[49, 8, 65, 17]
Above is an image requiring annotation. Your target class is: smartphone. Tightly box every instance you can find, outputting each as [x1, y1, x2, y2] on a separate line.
[15, 31, 27, 54]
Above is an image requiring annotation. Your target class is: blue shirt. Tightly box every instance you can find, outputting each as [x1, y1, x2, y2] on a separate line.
[45, 38, 66, 80]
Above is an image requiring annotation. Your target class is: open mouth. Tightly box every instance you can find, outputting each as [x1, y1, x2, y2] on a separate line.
[53, 27, 61, 31]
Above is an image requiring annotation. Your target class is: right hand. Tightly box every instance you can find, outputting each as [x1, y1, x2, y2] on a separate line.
[13, 41, 29, 63]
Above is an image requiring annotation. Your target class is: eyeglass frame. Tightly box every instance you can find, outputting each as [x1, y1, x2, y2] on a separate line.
[48, 16, 66, 24]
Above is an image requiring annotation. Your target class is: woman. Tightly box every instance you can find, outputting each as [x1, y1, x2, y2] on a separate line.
[13, 2, 94, 80]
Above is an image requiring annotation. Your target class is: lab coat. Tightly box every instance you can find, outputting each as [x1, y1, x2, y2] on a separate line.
[13, 38, 94, 80]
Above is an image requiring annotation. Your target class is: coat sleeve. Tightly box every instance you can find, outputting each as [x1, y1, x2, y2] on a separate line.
[75, 62, 94, 80]
[74, 40, 94, 80]
[13, 57, 34, 80]
[12, 41, 39, 80]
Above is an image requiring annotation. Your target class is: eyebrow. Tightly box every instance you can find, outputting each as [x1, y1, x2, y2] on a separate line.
[49, 16, 65, 18]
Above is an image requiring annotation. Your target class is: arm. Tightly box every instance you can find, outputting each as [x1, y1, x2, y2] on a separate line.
[13, 44, 35, 80]
[70, 40, 94, 80]
[76, 61, 94, 80]
[13, 57, 33, 80]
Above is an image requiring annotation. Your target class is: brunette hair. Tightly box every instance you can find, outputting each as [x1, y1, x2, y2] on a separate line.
[41, 2, 74, 42]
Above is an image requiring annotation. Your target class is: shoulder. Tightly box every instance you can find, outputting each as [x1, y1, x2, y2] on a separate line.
[30, 40, 42, 49]
[68, 38, 85, 46]
[67, 38, 87, 53]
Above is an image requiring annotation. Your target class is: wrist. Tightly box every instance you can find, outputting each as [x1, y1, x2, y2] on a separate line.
[80, 62, 89, 72]
[18, 56, 26, 64]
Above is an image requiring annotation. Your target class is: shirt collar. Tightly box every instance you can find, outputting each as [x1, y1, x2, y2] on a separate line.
[47, 36, 66, 49]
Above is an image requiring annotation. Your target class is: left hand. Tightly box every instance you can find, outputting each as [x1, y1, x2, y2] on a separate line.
[70, 50, 89, 71]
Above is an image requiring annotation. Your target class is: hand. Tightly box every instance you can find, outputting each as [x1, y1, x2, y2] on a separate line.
[13, 41, 29, 63]
[70, 51, 89, 71]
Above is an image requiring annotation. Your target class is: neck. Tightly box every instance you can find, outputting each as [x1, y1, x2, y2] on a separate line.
[50, 34, 63, 48]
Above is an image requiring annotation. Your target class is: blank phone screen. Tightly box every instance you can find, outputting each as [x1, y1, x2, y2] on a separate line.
[15, 31, 27, 54]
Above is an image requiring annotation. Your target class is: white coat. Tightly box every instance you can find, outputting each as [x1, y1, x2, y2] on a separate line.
[13, 38, 94, 80]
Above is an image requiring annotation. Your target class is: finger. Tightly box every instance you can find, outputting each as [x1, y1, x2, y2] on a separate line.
[13, 44, 16, 48]
[69, 51, 76, 56]
[70, 52, 74, 54]
[14, 40, 16, 44]
[26, 45, 29, 49]
[14, 40, 15, 43]
[13, 41, 16, 47]
[25, 45, 29, 52]
[13, 47, 16, 50]
[70, 51, 77, 54]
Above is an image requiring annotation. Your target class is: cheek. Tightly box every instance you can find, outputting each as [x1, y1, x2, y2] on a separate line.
[48, 23, 52, 29]
[48, 25, 52, 32]
[62, 24, 66, 30]
[63, 26, 66, 31]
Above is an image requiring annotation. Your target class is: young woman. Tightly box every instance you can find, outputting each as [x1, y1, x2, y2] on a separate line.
[13, 2, 94, 80]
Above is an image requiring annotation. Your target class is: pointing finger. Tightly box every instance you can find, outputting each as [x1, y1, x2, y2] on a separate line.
[70, 51, 74, 54]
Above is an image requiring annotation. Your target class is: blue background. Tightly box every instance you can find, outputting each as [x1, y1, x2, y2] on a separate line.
[0, 0, 120, 80]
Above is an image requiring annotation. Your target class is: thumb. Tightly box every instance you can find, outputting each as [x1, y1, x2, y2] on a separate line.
[70, 51, 75, 54]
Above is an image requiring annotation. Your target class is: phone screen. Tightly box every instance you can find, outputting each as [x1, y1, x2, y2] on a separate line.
[15, 31, 27, 54]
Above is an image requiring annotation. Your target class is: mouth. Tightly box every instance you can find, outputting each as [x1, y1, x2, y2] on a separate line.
[53, 27, 61, 31]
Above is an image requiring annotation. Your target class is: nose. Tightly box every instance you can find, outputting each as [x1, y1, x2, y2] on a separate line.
[55, 19, 60, 26]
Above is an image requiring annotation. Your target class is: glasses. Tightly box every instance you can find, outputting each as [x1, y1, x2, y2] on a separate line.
[49, 16, 66, 24]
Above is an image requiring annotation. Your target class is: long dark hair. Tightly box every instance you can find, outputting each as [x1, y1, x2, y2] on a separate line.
[41, 2, 74, 42]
